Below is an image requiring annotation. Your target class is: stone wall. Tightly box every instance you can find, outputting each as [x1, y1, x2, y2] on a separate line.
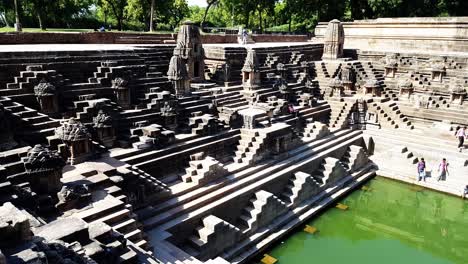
[314, 17, 468, 53]
[0, 32, 308, 45]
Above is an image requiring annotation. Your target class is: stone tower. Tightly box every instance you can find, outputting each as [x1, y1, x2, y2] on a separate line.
[173, 21, 205, 82]
[23, 144, 65, 195]
[241, 49, 261, 103]
[55, 118, 92, 165]
[322, 19, 345, 60]
[242, 49, 261, 90]
[34, 79, 59, 115]
[167, 55, 191, 97]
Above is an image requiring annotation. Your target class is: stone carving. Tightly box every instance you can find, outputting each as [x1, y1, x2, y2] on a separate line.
[23, 144, 65, 194]
[242, 49, 262, 102]
[56, 184, 91, 211]
[363, 78, 381, 97]
[55, 118, 92, 165]
[167, 55, 191, 97]
[398, 78, 414, 99]
[330, 76, 344, 97]
[173, 21, 205, 82]
[93, 110, 115, 148]
[341, 65, 355, 91]
[34, 79, 59, 115]
[322, 19, 344, 60]
[112, 77, 131, 109]
[430, 59, 446, 82]
[383, 54, 398, 78]
[276, 63, 287, 79]
[274, 76, 290, 99]
[449, 84, 467, 105]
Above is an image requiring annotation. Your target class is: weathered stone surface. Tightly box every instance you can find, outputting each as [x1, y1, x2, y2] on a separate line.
[322, 19, 344, 60]
[0, 202, 32, 247]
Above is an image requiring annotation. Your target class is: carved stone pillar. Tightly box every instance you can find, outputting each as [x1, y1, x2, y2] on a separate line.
[241, 49, 261, 103]
[431, 61, 446, 82]
[330, 77, 344, 98]
[449, 85, 467, 105]
[322, 19, 345, 60]
[112, 77, 131, 109]
[398, 79, 414, 100]
[93, 110, 116, 148]
[173, 21, 205, 82]
[23, 144, 65, 195]
[168, 55, 191, 97]
[341, 65, 355, 91]
[34, 79, 59, 115]
[55, 118, 92, 165]
[364, 79, 381, 97]
[383, 54, 398, 78]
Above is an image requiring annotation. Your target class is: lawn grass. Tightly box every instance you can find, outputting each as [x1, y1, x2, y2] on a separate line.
[0, 27, 174, 34]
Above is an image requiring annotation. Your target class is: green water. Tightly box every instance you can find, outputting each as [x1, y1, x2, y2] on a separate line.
[259, 178, 468, 264]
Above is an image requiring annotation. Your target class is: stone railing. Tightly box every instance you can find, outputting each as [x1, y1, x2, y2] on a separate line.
[0, 31, 309, 45]
[314, 17, 468, 53]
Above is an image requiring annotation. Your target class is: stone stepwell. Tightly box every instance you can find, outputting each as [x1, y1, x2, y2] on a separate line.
[1, 17, 468, 264]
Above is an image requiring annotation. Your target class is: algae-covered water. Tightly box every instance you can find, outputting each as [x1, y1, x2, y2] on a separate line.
[258, 177, 468, 264]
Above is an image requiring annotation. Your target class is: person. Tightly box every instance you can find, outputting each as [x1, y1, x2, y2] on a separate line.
[455, 126, 466, 152]
[417, 158, 426, 182]
[99, 26, 106, 32]
[462, 185, 468, 199]
[437, 158, 449, 181]
[288, 103, 298, 117]
[242, 29, 248, 45]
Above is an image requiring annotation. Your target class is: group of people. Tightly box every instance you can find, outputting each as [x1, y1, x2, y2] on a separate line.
[418, 157, 468, 199]
[417, 158, 449, 182]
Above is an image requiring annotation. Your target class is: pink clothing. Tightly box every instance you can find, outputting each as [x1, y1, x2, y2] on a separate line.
[456, 129, 466, 137]
[439, 162, 448, 172]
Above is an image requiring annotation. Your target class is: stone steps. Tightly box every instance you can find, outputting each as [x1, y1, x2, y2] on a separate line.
[141, 129, 363, 229]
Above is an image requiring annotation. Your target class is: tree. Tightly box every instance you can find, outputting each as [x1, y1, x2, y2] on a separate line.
[149, 0, 155, 31]
[99, 0, 128, 30]
[202, 0, 219, 27]
[167, 0, 189, 29]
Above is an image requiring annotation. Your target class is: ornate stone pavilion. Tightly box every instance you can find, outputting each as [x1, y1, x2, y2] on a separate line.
[0, 17, 468, 264]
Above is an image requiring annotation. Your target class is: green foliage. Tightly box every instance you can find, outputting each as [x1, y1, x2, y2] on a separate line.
[2, 0, 467, 32]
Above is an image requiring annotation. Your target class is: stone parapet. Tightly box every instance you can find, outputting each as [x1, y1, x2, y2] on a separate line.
[314, 17, 468, 53]
[0, 32, 308, 45]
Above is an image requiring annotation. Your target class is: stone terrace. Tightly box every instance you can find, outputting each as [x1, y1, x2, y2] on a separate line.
[1, 17, 468, 264]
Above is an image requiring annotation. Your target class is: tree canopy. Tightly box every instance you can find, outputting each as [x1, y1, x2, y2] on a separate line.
[0, 0, 466, 32]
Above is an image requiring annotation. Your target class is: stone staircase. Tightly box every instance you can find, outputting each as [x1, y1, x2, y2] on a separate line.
[74, 98, 122, 124]
[301, 120, 330, 140]
[280, 171, 321, 205]
[0, 96, 60, 141]
[5, 65, 64, 91]
[367, 100, 414, 129]
[237, 190, 288, 233]
[312, 157, 348, 186]
[328, 99, 355, 129]
[234, 130, 268, 165]
[264, 53, 280, 69]
[340, 145, 369, 172]
[186, 215, 240, 261]
[189, 114, 224, 136]
[182, 156, 228, 186]
[289, 51, 304, 65]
